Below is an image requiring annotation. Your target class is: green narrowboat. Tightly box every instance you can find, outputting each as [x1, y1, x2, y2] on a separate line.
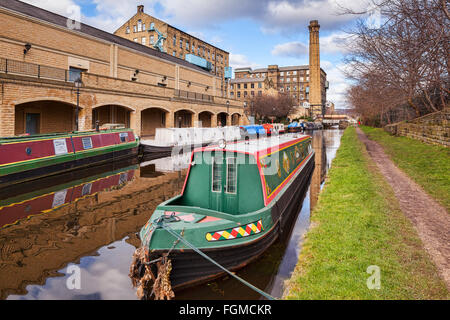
[130, 134, 315, 297]
[0, 129, 139, 188]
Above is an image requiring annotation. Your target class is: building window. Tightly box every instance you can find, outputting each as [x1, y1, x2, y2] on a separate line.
[142, 37, 146, 45]
[179, 52, 183, 58]
[237, 91, 241, 98]
[293, 77, 297, 82]
[244, 84, 247, 89]
[237, 84, 241, 89]
[192, 43, 195, 51]
[180, 39, 183, 49]
[244, 91, 248, 97]
[133, 25, 137, 32]
[69, 66, 84, 82]
[251, 91, 254, 96]
[143, 23, 146, 31]
[150, 35, 154, 44]
[230, 91, 234, 97]
[258, 91, 262, 96]
[186, 41, 189, 50]
[251, 83, 254, 89]
[126, 26, 130, 34]
[137, 20, 142, 32]
[258, 83, 262, 88]
[300, 77, 304, 82]
[173, 35, 176, 46]
[173, 50, 176, 56]
[286, 78, 290, 83]
[133, 38, 138, 42]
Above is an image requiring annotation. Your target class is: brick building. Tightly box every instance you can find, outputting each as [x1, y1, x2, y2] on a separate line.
[114, 5, 231, 94]
[230, 65, 327, 105]
[0, 0, 244, 138]
[230, 20, 329, 119]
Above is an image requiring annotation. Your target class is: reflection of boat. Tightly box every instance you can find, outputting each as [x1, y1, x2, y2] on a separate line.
[131, 135, 315, 297]
[0, 162, 138, 229]
[0, 129, 139, 187]
[140, 152, 192, 173]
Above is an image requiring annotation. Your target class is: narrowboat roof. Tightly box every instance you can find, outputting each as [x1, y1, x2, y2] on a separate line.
[196, 134, 311, 155]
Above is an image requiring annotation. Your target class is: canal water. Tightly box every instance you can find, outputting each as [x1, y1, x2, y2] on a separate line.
[0, 130, 343, 300]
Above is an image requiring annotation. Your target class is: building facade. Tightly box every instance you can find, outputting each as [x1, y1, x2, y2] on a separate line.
[114, 5, 230, 96]
[230, 65, 327, 115]
[0, 0, 244, 138]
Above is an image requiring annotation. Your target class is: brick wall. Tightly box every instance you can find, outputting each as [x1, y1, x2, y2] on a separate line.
[384, 108, 450, 147]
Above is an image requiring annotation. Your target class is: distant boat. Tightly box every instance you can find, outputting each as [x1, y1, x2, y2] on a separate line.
[130, 134, 315, 297]
[0, 129, 139, 187]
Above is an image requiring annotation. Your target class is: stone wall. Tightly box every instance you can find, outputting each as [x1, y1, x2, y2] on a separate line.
[384, 108, 449, 147]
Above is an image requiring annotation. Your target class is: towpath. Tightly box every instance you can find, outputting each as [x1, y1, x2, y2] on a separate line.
[356, 127, 450, 289]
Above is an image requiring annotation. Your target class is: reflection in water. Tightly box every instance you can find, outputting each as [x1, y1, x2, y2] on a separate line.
[1, 130, 343, 300]
[1, 160, 186, 300]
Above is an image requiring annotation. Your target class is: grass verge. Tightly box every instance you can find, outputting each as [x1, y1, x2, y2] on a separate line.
[283, 127, 448, 299]
[360, 126, 450, 212]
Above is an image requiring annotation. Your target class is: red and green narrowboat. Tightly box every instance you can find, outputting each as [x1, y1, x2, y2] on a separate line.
[131, 134, 315, 297]
[0, 129, 139, 188]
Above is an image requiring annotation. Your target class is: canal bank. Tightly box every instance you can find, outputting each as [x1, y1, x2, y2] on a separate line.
[283, 127, 448, 299]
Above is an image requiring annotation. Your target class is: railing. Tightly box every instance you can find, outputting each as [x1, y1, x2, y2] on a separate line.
[0, 57, 73, 82]
[174, 89, 214, 102]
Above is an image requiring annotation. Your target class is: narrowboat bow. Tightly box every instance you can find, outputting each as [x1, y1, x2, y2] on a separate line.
[130, 134, 315, 299]
[0, 129, 139, 187]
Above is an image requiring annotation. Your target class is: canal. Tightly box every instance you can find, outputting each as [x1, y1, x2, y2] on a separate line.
[0, 130, 343, 300]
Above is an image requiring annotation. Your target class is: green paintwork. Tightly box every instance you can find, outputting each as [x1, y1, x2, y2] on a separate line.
[140, 137, 314, 252]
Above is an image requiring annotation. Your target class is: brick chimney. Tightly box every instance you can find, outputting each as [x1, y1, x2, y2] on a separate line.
[309, 20, 322, 117]
[137, 5, 144, 13]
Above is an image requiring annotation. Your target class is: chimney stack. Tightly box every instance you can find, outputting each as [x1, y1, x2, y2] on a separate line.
[308, 20, 322, 118]
[137, 5, 144, 13]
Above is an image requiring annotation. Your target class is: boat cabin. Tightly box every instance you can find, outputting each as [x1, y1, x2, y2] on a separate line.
[168, 135, 313, 214]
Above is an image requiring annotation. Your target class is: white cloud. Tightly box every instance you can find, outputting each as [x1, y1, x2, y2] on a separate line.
[271, 41, 308, 58]
[229, 53, 261, 71]
[322, 60, 352, 108]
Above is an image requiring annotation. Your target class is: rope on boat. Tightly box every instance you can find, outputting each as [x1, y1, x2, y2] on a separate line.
[155, 217, 277, 301]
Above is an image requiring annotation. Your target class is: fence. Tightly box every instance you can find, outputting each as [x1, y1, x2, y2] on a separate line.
[174, 89, 214, 102]
[0, 57, 74, 82]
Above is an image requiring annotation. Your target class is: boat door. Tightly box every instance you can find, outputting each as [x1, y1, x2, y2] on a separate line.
[210, 153, 238, 214]
[26, 113, 40, 135]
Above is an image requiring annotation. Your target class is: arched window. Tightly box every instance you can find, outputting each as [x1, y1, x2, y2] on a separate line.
[137, 19, 142, 32]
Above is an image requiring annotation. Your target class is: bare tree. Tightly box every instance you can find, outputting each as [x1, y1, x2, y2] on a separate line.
[342, 0, 449, 125]
[248, 93, 296, 122]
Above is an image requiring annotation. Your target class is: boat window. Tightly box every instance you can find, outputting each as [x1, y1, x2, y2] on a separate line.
[226, 157, 237, 194]
[212, 157, 222, 192]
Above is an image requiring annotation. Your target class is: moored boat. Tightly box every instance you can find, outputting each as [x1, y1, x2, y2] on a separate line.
[0, 129, 139, 187]
[130, 134, 315, 299]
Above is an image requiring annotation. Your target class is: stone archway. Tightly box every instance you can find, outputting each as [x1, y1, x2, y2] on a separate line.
[231, 113, 241, 126]
[141, 107, 169, 137]
[92, 104, 133, 129]
[14, 100, 79, 135]
[217, 112, 228, 127]
[198, 111, 213, 128]
[174, 109, 194, 128]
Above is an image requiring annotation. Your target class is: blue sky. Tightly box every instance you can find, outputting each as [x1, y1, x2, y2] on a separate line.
[22, 0, 376, 108]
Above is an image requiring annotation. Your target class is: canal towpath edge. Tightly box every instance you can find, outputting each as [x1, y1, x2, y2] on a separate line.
[356, 127, 450, 289]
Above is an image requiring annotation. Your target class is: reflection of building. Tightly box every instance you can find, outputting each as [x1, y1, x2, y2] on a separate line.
[310, 131, 327, 210]
[0, 165, 186, 299]
[114, 5, 230, 89]
[0, 1, 243, 138]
